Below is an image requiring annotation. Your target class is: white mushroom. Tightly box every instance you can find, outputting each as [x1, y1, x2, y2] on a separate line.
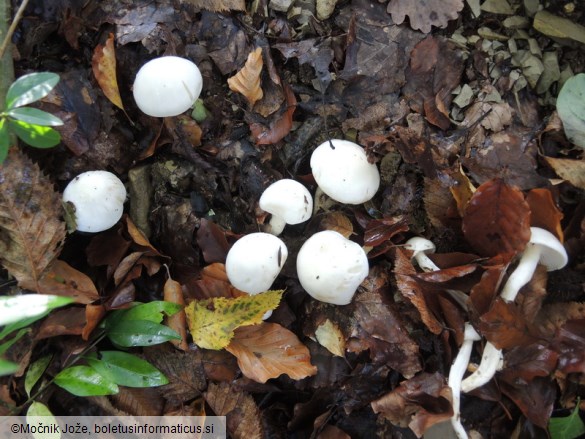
[310, 139, 380, 204]
[461, 227, 569, 393]
[133, 56, 203, 117]
[405, 237, 439, 272]
[225, 232, 288, 295]
[62, 170, 126, 233]
[259, 179, 313, 235]
[296, 230, 369, 305]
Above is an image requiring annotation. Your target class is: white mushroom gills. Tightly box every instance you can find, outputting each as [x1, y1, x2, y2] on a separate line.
[133, 56, 203, 117]
[461, 227, 569, 393]
[259, 179, 313, 235]
[296, 230, 369, 305]
[62, 170, 126, 233]
[310, 139, 380, 204]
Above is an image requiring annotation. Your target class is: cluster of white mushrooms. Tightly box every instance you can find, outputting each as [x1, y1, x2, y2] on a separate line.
[226, 138, 380, 306]
[406, 229, 568, 439]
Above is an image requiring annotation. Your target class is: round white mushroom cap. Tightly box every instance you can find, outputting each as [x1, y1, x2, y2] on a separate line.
[133, 56, 203, 117]
[310, 139, 380, 204]
[259, 179, 313, 235]
[296, 230, 369, 305]
[63, 170, 126, 233]
[225, 232, 288, 295]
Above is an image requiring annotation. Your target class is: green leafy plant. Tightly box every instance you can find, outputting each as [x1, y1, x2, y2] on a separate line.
[549, 399, 585, 439]
[0, 72, 63, 164]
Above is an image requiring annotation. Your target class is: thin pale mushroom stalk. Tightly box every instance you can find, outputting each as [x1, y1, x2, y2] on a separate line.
[407, 236, 477, 438]
[461, 227, 568, 393]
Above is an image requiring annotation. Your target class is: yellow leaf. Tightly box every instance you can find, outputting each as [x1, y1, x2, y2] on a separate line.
[92, 33, 124, 110]
[185, 290, 283, 350]
[227, 47, 264, 107]
[315, 319, 346, 357]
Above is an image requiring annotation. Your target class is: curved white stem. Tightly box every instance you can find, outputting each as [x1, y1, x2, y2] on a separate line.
[460, 341, 504, 392]
[414, 252, 440, 272]
[266, 215, 286, 236]
[449, 323, 482, 439]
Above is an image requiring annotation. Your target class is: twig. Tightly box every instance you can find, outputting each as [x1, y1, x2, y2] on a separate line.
[0, 0, 29, 60]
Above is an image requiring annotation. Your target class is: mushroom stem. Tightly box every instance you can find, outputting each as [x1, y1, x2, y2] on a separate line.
[460, 342, 503, 393]
[414, 252, 440, 272]
[499, 244, 541, 301]
[449, 323, 482, 439]
[267, 215, 286, 236]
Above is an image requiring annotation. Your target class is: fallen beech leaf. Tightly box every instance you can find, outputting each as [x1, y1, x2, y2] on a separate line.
[36, 307, 86, 339]
[226, 322, 317, 383]
[110, 387, 164, 416]
[317, 425, 351, 439]
[250, 83, 296, 145]
[196, 218, 230, 263]
[448, 164, 476, 217]
[179, 0, 246, 12]
[462, 178, 531, 258]
[82, 304, 106, 340]
[0, 149, 66, 292]
[394, 248, 444, 335]
[469, 266, 505, 318]
[500, 343, 558, 384]
[554, 319, 585, 375]
[92, 33, 124, 110]
[190, 262, 246, 299]
[526, 188, 564, 242]
[205, 382, 263, 439]
[387, 0, 464, 33]
[499, 376, 556, 430]
[164, 273, 188, 351]
[544, 156, 585, 191]
[34, 260, 99, 304]
[535, 302, 585, 337]
[371, 372, 453, 437]
[479, 298, 539, 349]
[315, 319, 345, 357]
[185, 290, 283, 350]
[320, 212, 353, 239]
[228, 47, 263, 107]
[125, 215, 162, 256]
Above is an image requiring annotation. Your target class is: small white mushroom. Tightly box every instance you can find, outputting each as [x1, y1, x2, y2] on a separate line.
[310, 139, 380, 204]
[405, 237, 439, 272]
[259, 179, 313, 235]
[225, 232, 288, 295]
[62, 170, 126, 233]
[461, 227, 569, 393]
[296, 230, 369, 305]
[133, 56, 203, 117]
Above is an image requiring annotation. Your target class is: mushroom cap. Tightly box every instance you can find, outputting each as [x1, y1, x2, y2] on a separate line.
[310, 139, 380, 204]
[529, 227, 568, 271]
[225, 232, 288, 295]
[63, 171, 126, 233]
[404, 237, 436, 255]
[133, 56, 203, 117]
[296, 230, 369, 305]
[259, 179, 313, 225]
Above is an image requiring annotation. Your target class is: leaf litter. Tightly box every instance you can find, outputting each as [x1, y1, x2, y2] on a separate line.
[1, 0, 584, 437]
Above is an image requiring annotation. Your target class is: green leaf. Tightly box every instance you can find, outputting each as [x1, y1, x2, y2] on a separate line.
[7, 107, 63, 126]
[549, 401, 585, 439]
[106, 320, 181, 347]
[557, 73, 585, 149]
[0, 328, 30, 355]
[26, 402, 60, 439]
[0, 295, 73, 327]
[25, 355, 52, 397]
[103, 301, 182, 329]
[86, 351, 168, 388]
[54, 365, 119, 397]
[0, 358, 18, 377]
[6, 72, 60, 109]
[8, 120, 61, 148]
[0, 119, 8, 165]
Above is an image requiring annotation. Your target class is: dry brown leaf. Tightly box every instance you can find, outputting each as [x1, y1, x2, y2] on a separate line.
[228, 47, 263, 107]
[544, 156, 585, 191]
[448, 164, 476, 217]
[205, 382, 263, 439]
[82, 304, 106, 340]
[92, 33, 124, 110]
[34, 260, 99, 304]
[0, 149, 66, 292]
[226, 322, 317, 382]
[126, 215, 162, 255]
[320, 212, 353, 238]
[164, 273, 188, 351]
[179, 0, 245, 12]
[110, 387, 164, 416]
[387, 0, 464, 34]
[535, 302, 585, 337]
[36, 307, 86, 339]
[462, 178, 531, 258]
[479, 298, 540, 349]
[526, 188, 564, 242]
[250, 83, 296, 145]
